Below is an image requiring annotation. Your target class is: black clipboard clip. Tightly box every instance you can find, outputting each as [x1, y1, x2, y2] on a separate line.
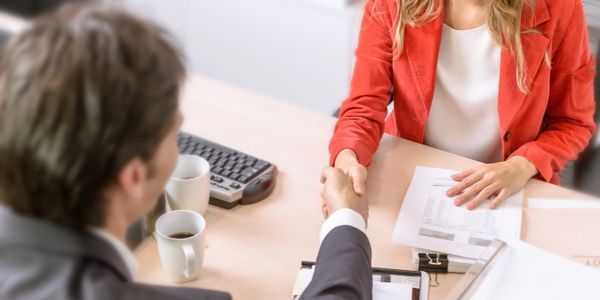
[418, 253, 449, 287]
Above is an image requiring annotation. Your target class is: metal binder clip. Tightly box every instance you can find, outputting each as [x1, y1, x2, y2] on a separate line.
[418, 252, 449, 273]
[427, 253, 442, 265]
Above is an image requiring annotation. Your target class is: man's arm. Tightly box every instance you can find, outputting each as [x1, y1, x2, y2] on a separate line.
[300, 168, 372, 300]
[300, 225, 372, 300]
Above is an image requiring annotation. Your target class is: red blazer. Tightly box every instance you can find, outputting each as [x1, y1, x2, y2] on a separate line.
[329, 0, 596, 183]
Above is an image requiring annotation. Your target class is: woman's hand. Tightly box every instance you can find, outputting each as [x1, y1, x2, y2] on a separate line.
[446, 156, 538, 210]
[334, 149, 368, 196]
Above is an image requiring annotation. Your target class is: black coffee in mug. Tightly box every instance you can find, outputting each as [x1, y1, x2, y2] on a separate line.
[169, 232, 195, 239]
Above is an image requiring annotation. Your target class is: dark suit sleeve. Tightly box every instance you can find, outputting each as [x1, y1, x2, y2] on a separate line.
[300, 225, 372, 300]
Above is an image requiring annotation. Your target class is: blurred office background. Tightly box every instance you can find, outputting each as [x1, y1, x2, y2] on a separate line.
[0, 0, 599, 195]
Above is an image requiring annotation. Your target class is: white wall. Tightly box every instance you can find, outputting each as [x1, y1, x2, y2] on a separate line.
[120, 0, 364, 115]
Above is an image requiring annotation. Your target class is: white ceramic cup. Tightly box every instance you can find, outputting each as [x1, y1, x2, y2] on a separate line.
[155, 210, 206, 283]
[166, 154, 210, 215]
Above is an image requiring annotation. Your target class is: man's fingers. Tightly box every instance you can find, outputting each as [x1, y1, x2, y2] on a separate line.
[322, 203, 330, 218]
[348, 166, 367, 196]
[320, 166, 334, 184]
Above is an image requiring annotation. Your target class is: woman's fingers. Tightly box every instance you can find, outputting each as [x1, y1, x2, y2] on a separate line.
[453, 175, 490, 206]
[465, 185, 499, 210]
[489, 189, 509, 209]
[451, 167, 477, 181]
[448, 168, 484, 197]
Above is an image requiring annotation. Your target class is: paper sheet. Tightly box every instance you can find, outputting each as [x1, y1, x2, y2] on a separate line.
[392, 166, 523, 258]
[293, 268, 414, 300]
[470, 240, 600, 300]
[373, 282, 412, 300]
[527, 198, 600, 209]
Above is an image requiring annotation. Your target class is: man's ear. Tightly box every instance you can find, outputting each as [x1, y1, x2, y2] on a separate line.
[114, 157, 147, 202]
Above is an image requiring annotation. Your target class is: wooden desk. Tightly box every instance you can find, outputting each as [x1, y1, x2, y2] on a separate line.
[134, 75, 597, 299]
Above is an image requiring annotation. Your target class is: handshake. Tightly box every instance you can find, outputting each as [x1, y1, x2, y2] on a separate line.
[319, 167, 369, 223]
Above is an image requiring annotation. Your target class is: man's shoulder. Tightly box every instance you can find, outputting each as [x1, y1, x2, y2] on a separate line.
[0, 208, 231, 300]
[0, 243, 231, 300]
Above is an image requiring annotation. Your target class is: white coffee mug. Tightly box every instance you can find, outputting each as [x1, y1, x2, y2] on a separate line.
[155, 210, 206, 283]
[166, 154, 211, 215]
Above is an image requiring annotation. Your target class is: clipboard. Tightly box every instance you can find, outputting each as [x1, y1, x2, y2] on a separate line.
[445, 238, 600, 299]
[444, 240, 506, 300]
[293, 261, 430, 300]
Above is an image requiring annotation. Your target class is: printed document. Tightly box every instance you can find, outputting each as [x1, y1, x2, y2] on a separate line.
[392, 166, 523, 258]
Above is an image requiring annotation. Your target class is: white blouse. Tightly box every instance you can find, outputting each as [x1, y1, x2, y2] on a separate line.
[424, 23, 502, 163]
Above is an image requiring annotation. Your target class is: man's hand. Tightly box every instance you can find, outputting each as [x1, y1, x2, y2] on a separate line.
[446, 156, 538, 209]
[334, 149, 368, 196]
[320, 167, 368, 223]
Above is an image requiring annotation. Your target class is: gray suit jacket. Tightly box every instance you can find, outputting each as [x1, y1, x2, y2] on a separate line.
[300, 225, 372, 300]
[0, 207, 371, 299]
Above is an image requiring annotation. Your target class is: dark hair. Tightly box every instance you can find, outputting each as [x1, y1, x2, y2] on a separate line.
[0, 3, 186, 228]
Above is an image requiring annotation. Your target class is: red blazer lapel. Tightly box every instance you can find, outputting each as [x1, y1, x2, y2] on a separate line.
[403, 4, 444, 124]
[498, 1, 550, 132]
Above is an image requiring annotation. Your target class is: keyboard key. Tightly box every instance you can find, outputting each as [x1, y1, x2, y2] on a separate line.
[242, 167, 258, 175]
[230, 174, 239, 181]
[238, 175, 249, 183]
[255, 161, 269, 171]
[229, 183, 241, 189]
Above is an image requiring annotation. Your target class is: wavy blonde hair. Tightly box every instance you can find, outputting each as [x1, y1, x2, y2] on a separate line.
[393, 0, 538, 93]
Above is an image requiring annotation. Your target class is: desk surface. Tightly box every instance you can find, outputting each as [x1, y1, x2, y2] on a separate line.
[134, 75, 597, 299]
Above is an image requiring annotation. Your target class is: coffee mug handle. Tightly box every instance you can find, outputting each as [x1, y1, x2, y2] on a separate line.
[181, 244, 196, 279]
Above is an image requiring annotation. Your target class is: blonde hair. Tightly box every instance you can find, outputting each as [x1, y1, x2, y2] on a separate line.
[392, 0, 538, 93]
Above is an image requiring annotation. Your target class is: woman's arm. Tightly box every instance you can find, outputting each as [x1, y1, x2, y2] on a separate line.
[509, 0, 596, 182]
[329, 0, 395, 168]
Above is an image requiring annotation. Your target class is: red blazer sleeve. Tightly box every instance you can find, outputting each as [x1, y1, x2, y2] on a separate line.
[511, 0, 597, 182]
[328, 0, 395, 166]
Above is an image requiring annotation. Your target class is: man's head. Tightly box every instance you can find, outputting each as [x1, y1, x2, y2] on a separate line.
[0, 4, 186, 228]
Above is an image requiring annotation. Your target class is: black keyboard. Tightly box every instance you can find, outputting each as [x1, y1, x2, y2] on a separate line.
[176, 132, 277, 208]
